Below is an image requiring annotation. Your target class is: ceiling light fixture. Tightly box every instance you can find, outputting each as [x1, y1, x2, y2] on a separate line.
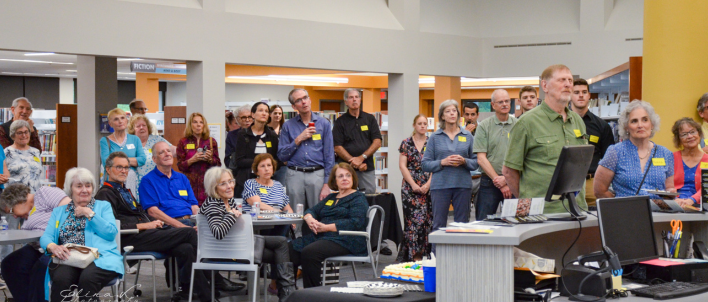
[66, 70, 77, 72]
[228, 75, 348, 84]
[24, 52, 56, 56]
[0, 59, 73, 65]
[461, 76, 538, 82]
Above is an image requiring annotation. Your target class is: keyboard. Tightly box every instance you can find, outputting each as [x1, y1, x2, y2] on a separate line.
[630, 282, 708, 300]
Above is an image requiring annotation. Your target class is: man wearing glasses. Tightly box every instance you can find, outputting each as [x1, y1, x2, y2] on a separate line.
[0, 97, 41, 150]
[278, 88, 335, 221]
[129, 99, 149, 116]
[570, 79, 614, 209]
[225, 105, 254, 169]
[473, 89, 517, 220]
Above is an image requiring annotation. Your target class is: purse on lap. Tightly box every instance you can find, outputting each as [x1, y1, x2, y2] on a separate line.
[50, 243, 100, 269]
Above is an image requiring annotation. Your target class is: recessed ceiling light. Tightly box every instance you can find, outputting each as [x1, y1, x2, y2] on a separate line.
[0, 59, 73, 65]
[66, 70, 77, 72]
[24, 52, 56, 56]
[227, 75, 349, 84]
[117, 58, 142, 61]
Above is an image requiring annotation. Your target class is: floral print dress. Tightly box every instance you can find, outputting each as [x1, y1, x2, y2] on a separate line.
[396, 137, 432, 262]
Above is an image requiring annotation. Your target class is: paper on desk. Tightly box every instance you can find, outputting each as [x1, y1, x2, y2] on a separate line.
[500, 198, 544, 217]
[640, 259, 684, 267]
[331, 287, 364, 294]
[449, 222, 500, 229]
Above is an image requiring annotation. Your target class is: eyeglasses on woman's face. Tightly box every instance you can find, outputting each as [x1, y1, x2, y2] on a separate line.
[680, 130, 698, 138]
[218, 179, 236, 188]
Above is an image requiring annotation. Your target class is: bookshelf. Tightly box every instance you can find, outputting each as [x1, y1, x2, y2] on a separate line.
[374, 112, 389, 193]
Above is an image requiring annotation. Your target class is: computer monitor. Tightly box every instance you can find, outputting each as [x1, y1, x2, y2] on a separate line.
[597, 196, 659, 265]
[545, 145, 594, 220]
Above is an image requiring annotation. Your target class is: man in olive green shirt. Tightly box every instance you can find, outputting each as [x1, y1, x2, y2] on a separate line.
[502, 64, 588, 214]
[473, 89, 517, 220]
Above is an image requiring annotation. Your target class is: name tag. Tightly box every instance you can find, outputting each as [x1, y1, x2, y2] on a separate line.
[29, 206, 37, 217]
[652, 158, 666, 166]
[312, 134, 322, 141]
[589, 135, 599, 143]
[705, 139, 708, 146]
[325, 200, 334, 206]
[148, 149, 152, 154]
[56, 221, 59, 228]
[33, 156, 40, 162]
[132, 201, 137, 208]
[701, 162, 708, 169]
[186, 144, 195, 150]
[127, 144, 135, 150]
[458, 136, 466, 142]
[179, 190, 188, 196]
[361, 125, 369, 131]
[574, 129, 582, 137]
[265, 141, 272, 148]
[259, 188, 268, 194]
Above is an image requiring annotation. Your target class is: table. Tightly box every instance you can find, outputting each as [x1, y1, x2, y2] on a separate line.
[0, 230, 44, 245]
[285, 279, 435, 302]
[252, 216, 303, 231]
[366, 193, 403, 247]
[428, 212, 708, 302]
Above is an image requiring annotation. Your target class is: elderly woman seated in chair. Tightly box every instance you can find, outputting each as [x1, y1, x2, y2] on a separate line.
[198, 167, 295, 302]
[289, 162, 369, 288]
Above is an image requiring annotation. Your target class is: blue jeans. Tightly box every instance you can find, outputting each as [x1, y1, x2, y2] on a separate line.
[431, 188, 472, 233]
[475, 176, 505, 221]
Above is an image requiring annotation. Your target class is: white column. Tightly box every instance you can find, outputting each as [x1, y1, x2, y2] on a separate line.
[186, 60, 226, 163]
[59, 77, 74, 104]
[387, 72, 420, 227]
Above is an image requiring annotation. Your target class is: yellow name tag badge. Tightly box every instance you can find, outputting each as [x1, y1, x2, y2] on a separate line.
[186, 144, 195, 150]
[259, 188, 268, 194]
[361, 125, 369, 131]
[132, 201, 137, 208]
[325, 200, 334, 206]
[56, 221, 59, 228]
[312, 134, 322, 141]
[29, 206, 37, 217]
[589, 135, 599, 143]
[701, 162, 708, 169]
[148, 149, 152, 154]
[652, 158, 666, 166]
[574, 129, 582, 137]
[704, 139, 708, 146]
[179, 190, 188, 196]
[33, 156, 40, 162]
[458, 136, 467, 142]
[265, 141, 272, 148]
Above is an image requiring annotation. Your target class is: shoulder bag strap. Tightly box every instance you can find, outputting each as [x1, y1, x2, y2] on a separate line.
[635, 145, 658, 195]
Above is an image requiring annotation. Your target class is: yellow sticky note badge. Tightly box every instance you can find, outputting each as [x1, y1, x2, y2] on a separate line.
[186, 144, 195, 150]
[55, 221, 59, 228]
[704, 139, 708, 146]
[701, 162, 708, 169]
[574, 129, 582, 137]
[458, 136, 467, 142]
[361, 125, 369, 131]
[29, 206, 37, 217]
[33, 156, 40, 162]
[132, 201, 137, 208]
[589, 135, 599, 143]
[179, 190, 188, 196]
[148, 149, 152, 154]
[265, 141, 272, 148]
[325, 200, 334, 206]
[652, 158, 666, 166]
[259, 188, 268, 194]
[507, 133, 509, 138]
[312, 134, 322, 141]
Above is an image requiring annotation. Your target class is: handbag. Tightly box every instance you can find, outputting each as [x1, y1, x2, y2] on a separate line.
[51, 243, 100, 269]
[253, 235, 265, 265]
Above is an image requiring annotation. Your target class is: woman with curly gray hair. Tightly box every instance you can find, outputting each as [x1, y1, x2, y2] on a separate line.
[594, 100, 675, 199]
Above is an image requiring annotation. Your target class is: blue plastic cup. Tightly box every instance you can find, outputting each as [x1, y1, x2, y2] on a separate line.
[423, 266, 436, 292]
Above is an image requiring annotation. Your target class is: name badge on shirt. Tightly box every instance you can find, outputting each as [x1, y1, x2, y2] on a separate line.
[325, 200, 334, 206]
[179, 190, 188, 196]
[132, 201, 137, 208]
[701, 162, 708, 169]
[127, 144, 135, 150]
[652, 158, 666, 166]
[361, 125, 369, 131]
[56, 221, 59, 228]
[458, 136, 466, 142]
[148, 149, 152, 154]
[259, 188, 268, 194]
[186, 144, 195, 150]
[312, 134, 322, 141]
[29, 206, 37, 217]
[574, 129, 582, 137]
[705, 139, 708, 146]
[265, 141, 272, 148]
[33, 156, 40, 162]
[589, 135, 599, 143]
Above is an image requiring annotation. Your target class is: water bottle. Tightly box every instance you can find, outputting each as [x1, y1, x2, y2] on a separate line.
[252, 201, 260, 221]
[0, 217, 8, 235]
[296, 204, 304, 216]
[236, 202, 243, 213]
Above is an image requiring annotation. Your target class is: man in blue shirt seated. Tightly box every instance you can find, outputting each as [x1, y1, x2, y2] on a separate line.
[137, 142, 244, 293]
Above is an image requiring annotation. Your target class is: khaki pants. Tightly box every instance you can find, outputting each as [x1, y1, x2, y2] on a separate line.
[585, 177, 597, 207]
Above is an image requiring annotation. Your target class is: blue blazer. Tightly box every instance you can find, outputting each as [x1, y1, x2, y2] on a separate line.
[40, 200, 123, 298]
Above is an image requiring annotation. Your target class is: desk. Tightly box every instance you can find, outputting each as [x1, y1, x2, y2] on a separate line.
[0, 230, 43, 245]
[285, 279, 435, 302]
[428, 212, 708, 302]
[366, 193, 403, 246]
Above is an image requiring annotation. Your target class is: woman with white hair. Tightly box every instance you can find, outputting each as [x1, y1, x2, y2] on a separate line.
[4, 119, 42, 193]
[422, 100, 478, 242]
[39, 167, 123, 302]
[594, 101, 675, 199]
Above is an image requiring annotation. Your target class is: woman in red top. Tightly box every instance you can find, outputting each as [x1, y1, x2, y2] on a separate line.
[671, 117, 708, 207]
[177, 112, 221, 205]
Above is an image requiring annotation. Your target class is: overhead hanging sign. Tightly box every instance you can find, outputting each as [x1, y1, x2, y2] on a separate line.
[130, 62, 187, 75]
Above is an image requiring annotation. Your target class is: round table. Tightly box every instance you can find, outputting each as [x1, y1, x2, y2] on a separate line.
[0, 230, 44, 245]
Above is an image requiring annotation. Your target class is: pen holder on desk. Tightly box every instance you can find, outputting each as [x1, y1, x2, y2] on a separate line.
[423, 266, 436, 292]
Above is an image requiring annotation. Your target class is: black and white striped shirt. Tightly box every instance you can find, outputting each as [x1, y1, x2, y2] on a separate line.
[198, 196, 240, 240]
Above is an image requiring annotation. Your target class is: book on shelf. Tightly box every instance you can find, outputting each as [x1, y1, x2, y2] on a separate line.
[374, 156, 388, 171]
[0, 108, 13, 124]
[380, 133, 388, 148]
[40, 132, 56, 154]
[376, 175, 388, 192]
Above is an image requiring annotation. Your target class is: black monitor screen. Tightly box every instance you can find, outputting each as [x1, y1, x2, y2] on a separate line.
[597, 196, 659, 265]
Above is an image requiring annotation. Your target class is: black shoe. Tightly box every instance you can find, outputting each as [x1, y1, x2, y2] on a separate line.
[276, 263, 296, 302]
[380, 247, 392, 256]
[215, 278, 246, 292]
[171, 290, 196, 301]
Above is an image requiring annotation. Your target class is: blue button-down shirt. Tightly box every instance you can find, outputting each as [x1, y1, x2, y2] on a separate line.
[106, 181, 137, 210]
[138, 168, 197, 218]
[422, 126, 479, 190]
[278, 112, 335, 180]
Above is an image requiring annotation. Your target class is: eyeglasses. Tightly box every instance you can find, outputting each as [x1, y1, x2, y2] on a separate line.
[111, 165, 130, 172]
[680, 130, 698, 138]
[218, 179, 235, 188]
[239, 116, 253, 121]
[135, 107, 148, 112]
[14, 130, 30, 136]
[293, 95, 310, 105]
[495, 100, 511, 105]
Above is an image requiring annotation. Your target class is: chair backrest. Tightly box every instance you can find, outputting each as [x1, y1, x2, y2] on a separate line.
[195, 214, 254, 263]
[366, 205, 385, 250]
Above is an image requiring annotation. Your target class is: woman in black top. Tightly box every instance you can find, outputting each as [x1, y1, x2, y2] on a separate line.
[231, 102, 282, 197]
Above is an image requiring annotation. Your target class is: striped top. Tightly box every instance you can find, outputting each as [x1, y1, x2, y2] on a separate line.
[199, 196, 240, 240]
[241, 179, 289, 212]
[22, 186, 68, 231]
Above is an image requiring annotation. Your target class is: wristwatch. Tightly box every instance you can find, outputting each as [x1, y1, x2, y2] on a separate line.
[362, 154, 368, 160]
[88, 211, 95, 220]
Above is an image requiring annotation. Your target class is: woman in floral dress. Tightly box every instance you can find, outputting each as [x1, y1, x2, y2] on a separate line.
[396, 115, 432, 262]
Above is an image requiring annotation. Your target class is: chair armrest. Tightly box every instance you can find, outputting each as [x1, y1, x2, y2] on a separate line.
[120, 229, 139, 234]
[339, 231, 369, 238]
[123, 246, 134, 254]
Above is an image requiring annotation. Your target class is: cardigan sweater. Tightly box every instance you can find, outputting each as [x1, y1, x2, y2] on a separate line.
[230, 126, 282, 188]
[673, 151, 708, 203]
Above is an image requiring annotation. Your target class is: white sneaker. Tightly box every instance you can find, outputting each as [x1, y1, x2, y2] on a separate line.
[127, 266, 138, 274]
